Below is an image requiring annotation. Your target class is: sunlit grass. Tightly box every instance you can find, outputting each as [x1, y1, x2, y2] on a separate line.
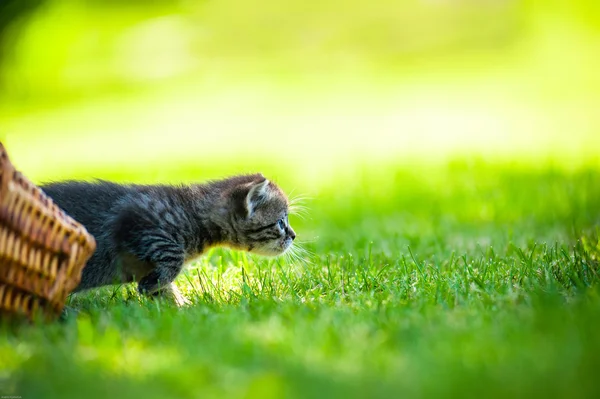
[2, 43, 600, 399]
[2, 1, 600, 398]
[1, 160, 600, 398]
[2, 67, 600, 397]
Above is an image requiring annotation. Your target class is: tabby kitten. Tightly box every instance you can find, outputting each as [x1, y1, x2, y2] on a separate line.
[41, 174, 295, 304]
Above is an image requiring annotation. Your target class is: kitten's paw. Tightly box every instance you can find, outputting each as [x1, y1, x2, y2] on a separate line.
[165, 284, 191, 307]
[147, 283, 190, 308]
[171, 289, 191, 307]
[138, 270, 162, 295]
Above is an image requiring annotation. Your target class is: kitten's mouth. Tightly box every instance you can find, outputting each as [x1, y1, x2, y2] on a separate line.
[282, 238, 293, 251]
[248, 238, 293, 257]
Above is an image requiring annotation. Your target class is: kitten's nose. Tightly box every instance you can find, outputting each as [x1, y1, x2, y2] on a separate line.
[288, 227, 296, 241]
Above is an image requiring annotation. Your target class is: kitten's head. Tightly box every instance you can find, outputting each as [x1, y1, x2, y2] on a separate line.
[219, 174, 295, 256]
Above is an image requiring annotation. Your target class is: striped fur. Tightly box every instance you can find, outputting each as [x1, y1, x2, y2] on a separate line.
[40, 174, 295, 300]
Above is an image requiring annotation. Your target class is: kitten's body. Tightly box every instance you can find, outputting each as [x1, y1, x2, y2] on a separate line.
[41, 174, 295, 302]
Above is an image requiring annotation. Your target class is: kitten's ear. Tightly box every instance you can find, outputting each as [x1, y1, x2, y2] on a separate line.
[245, 179, 270, 217]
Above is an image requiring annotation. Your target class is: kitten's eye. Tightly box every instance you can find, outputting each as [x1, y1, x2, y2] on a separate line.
[277, 219, 285, 230]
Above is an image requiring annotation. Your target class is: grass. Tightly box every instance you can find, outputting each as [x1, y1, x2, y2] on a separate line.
[1, 159, 600, 399]
[2, 1, 600, 397]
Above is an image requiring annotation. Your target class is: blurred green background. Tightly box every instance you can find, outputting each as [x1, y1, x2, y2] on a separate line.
[1, 0, 599, 183]
[2, 1, 600, 398]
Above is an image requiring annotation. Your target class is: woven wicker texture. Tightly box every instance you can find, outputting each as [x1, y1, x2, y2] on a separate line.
[0, 142, 96, 320]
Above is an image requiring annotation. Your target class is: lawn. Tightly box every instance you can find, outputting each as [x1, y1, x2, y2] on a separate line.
[1, 151, 600, 398]
[1, 1, 600, 397]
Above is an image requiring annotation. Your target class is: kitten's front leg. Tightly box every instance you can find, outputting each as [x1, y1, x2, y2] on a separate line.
[114, 205, 188, 301]
[137, 249, 185, 296]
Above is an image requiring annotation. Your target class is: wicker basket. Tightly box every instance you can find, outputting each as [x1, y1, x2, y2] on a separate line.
[0, 142, 96, 320]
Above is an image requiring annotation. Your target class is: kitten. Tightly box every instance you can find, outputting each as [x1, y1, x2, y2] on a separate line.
[40, 173, 295, 305]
